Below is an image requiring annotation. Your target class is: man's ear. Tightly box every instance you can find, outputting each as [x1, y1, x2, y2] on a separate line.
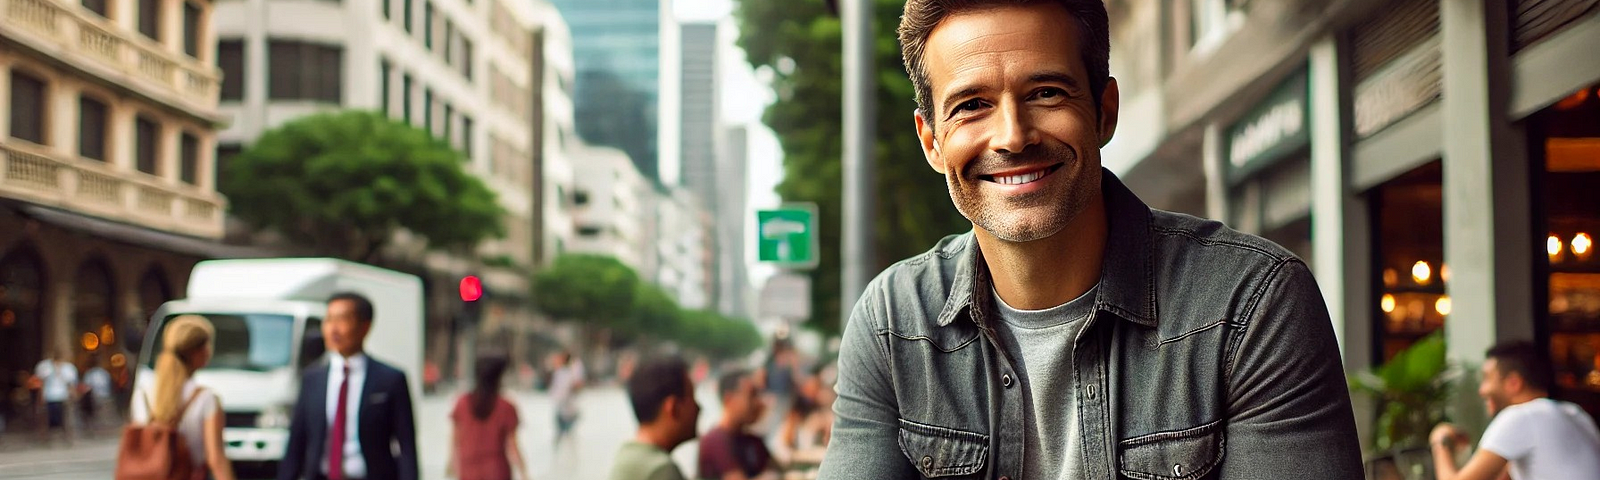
[1098, 77, 1121, 147]
[1504, 371, 1526, 395]
[916, 110, 946, 174]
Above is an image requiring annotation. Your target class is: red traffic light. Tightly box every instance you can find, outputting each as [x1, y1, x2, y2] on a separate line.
[459, 276, 483, 302]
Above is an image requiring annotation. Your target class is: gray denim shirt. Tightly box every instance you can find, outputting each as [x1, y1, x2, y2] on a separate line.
[817, 169, 1363, 480]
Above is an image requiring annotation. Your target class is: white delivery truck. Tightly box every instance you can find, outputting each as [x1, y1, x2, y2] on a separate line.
[135, 258, 424, 472]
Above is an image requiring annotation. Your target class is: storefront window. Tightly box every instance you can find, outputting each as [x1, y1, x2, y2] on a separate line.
[1538, 83, 1600, 415]
[1372, 161, 1446, 362]
[0, 247, 45, 424]
[74, 259, 116, 367]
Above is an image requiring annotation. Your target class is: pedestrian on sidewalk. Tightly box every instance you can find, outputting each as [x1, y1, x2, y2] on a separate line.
[129, 314, 237, 480]
[446, 354, 529, 480]
[1429, 341, 1600, 480]
[278, 292, 420, 480]
[697, 369, 778, 480]
[34, 348, 79, 446]
[608, 355, 700, 480]
[547, 350, 584, 452]
[83, 354, 114, 434]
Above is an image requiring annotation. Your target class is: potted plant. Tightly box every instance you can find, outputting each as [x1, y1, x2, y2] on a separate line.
[1349, 332, 1454, 480]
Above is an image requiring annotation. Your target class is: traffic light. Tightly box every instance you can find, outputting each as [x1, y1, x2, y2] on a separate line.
[459, 275, 484, 329]
[459, 275, 483, 302]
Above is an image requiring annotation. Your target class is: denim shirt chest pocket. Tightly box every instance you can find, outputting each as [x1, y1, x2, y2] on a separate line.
[1117, 420, 1225, 480]
[898, 418, 990, 478]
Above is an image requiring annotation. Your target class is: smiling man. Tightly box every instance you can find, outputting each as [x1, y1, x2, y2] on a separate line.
[816, 1, 1364, 479]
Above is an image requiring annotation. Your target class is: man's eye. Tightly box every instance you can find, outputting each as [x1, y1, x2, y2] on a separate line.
[1037, 88, 1065, 99]
[953, 99, 984, 113]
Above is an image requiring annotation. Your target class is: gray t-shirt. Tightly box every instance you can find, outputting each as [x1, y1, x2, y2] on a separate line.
[993, 284, 1097, 480]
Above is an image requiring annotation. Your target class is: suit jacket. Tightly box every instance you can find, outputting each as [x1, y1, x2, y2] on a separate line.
[278, 356, 418, 480]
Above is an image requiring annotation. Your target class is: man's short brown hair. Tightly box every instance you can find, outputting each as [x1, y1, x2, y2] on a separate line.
[898, 0, 1111, 125]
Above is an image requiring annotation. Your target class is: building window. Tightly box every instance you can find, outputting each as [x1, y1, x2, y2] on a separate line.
[73, 259, 117, 362]
[403, 0, 413, 33]
[443, 103, 452, 142]
[268, 41, 343, 102]
[462, 117, 473, 160]
[79, 96, 109, 161]
[443, 22, 454, 61]
[1537, 83, 1600, 416]
[1189, 0, 1244, 55]
[460, 38, 473, 80]
[138, 0, 159, 41]
[218, 40, 245, 101]
[1370, 161, 1445, 362]
[8, 70, 47, 145]
[423, 3, 434, 49]
[182, 1, 202, 58]
[382, 0, 390, 20]
[135, 116, 159, 175]
[380, 59, 392, 116]
[402, 74, 414, 124]
[179, 132, 199, 184]
[216, 143, 242, 181]
[82, 0, 108, 17]
[423, 88, 433, 133]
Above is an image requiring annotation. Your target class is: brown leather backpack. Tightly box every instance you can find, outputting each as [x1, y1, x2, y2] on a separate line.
[115, 389, 205, 480]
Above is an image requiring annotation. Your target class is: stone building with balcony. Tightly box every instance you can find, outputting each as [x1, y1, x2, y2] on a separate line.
[0, 0, 249, 426]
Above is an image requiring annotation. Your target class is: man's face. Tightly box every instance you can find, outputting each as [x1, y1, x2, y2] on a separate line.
[323, 299, 372, 358]
[1479, 359, 1512, 416]
[669, 375, 702, 443]
[723, 375, 766, 428]
[915, 3, 1118, 243]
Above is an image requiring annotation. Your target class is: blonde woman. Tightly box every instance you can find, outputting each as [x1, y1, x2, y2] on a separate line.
[131, 315, 236, 480]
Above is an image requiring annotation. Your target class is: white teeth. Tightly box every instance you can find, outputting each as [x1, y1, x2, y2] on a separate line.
[994, 170, 1045, 185]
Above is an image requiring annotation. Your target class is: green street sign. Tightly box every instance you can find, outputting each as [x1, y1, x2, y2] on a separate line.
[757, 204, 819, 269]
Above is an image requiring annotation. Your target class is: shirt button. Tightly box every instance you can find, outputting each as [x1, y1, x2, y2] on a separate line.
[1001, 373, 1014, 388]
[1086, 384, 1096, 399]
[921, 455, 933, 469]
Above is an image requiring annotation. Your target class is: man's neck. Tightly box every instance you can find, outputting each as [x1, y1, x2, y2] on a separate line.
[717, 416, 746, 434]
[975, 195, 1108, 310]
[634, 426, 679, 452]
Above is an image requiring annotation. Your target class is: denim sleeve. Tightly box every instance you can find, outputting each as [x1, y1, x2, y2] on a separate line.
[817, 286, 919, 480]
[1217, 259, 1365, 479]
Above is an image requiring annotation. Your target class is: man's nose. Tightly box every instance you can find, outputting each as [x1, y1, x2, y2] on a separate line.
[990, 99, 1038, 155]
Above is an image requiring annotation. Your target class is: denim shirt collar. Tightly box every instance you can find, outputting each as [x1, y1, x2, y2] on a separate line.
[935, 168, 1158, 329]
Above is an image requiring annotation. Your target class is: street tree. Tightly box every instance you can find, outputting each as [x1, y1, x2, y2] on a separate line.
[532, 253, 641, 330]
[735, 0, 971, 336]
[221, 110, 504, 262]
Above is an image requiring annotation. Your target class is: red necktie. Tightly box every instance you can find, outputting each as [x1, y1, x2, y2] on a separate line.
[329, 365, 350, 480]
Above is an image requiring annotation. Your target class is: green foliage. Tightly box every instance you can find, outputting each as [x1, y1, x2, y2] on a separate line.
[735, 0, 972, 336]
[534, 254, 766, 360]
[221, 110, 504, 262]
[532, 254, 641, 327]
[1349, 333, 1453, 451]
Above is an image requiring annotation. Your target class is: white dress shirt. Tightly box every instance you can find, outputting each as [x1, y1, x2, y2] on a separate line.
[323, 353, 368, 478]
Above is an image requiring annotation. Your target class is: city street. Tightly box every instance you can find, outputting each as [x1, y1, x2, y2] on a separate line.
[0, 383, 724, 480]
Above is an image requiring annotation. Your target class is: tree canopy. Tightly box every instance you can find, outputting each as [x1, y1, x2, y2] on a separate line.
[533, 253, 764, 360]
[221, 110, 505, 262]
[735, 0, 972, 336]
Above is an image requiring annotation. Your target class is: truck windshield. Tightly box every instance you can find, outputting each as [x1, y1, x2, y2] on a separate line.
[148, 314, 296, 372]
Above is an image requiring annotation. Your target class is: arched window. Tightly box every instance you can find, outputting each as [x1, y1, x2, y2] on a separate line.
[74, 258, 117, 364]
[0, 246, 47, 421]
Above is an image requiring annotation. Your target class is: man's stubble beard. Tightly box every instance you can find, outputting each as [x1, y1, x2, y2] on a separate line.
[946, 143, 1095, 243]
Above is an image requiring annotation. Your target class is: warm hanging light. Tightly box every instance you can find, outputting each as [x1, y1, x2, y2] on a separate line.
[1439, 264, 1450, 284]
[1412, 261, 1432, 285]
[1382, 269, 1399, 288]
[1575, 233, 1593, 256]
[1381, 294, 1397, 313]
[82, 332, 100, 351]
[1435, 295, 1452, 316]
[1549, 234, 1565, 259]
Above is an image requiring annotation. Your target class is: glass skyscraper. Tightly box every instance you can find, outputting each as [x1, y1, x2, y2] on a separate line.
[549, 0, 661, 181]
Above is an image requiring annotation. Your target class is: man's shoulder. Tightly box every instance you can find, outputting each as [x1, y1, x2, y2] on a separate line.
[1147, 209, 1300, 267]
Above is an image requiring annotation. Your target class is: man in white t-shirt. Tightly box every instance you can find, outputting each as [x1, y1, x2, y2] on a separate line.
[33, 348, 79, 444]
[1431, 341, 1600, 480]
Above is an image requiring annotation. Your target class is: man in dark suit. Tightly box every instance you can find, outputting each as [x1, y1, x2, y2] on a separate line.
[279, 292, 418, 480]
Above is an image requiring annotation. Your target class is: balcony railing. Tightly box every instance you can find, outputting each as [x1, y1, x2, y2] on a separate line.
[0, 140, 226, 239]
[2, 0, 220, 111]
